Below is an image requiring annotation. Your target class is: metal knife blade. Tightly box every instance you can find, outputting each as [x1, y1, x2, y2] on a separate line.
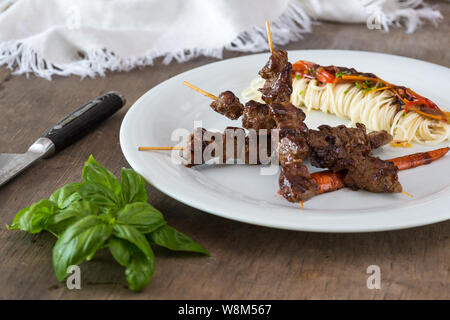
[0, 137, 55, 188]
[0, 91, 125, 188]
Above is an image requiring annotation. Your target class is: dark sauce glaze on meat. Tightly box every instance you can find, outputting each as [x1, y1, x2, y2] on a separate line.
[183, 127, 272, 167]
[242, 100, 276, 131]
[344, 156, 402, 193]
[259, 50, 293, 104]
[307, 123, 401, 193]
[279, 161, 318, 202]
[210, 91, 244, 120]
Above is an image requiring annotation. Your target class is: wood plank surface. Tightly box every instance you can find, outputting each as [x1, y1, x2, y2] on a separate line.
[0, 4, 449, 300]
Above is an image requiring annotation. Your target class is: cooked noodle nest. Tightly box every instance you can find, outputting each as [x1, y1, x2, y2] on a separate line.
[241, 77, 450, 145]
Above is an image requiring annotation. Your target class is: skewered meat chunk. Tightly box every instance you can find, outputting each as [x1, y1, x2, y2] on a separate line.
[279, 161, 318, 202]
[269, 102, 306, 132]
[242, 100, 276, 131]
[367, 130, 393, 149]
[259, 50, 289, 79]
[259, 63, 293, 104]
[222, 127, 272, 165]
[343, 156, 402, 193]
[183, 127, 216, 167]
[259, 50, 293, 104]
[183, 127, 272, 167]
[307, 123, 391, 172]
[307, 123, 401, 193]
[267, 100, 314, 201]
[278, 133, 309, 166]
[268, 101, 309, 164]
[210, 91, 244, 120]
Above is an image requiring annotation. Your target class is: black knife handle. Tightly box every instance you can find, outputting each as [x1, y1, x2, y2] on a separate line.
[43, 91, 125, 153]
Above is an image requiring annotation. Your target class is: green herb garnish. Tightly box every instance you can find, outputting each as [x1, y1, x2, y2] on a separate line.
[355, 82, 361, 90]
[295, 74, 301, 80]
[299, 90, 304, 95]
[336, 70, 351, 79]
[344, 89, 349, 95]
[7, 155, 209, 292]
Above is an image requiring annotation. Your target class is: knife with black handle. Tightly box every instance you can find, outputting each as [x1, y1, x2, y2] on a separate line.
[0, 91, 126, 187]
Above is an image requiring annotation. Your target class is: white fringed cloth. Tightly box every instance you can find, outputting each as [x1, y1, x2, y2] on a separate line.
[0, 0, 443, 79]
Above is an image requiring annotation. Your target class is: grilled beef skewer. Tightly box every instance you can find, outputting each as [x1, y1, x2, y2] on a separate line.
[267, 101, 317, 201]
[201, 49, 401, 201]
[308, 123, 401, 193]
[183, 127, 272, 167]
[210, 91, 244, 120]
[307, 123, 393, 172]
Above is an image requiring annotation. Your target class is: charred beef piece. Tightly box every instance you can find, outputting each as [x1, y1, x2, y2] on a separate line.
[268, 101, 315, 201]
[269, 102, 309, 163]
[259, 50, 289, 79]
[242, 100, 276, 131]
[343, 156, 402, 193]
[258, 50, 293, 104]
[183, 127, 272, 167]
[278, 133, 309, 166]
[259, 63, 293, 104]
[210, 91, 244, 120]
[269, 102, 306, 131]
[308, 123, 374, 172]
[183, 127, 214, 167]
[279, 161, 318, 202]
[222, 127, 272, 165]
[367, 130, 393, 149]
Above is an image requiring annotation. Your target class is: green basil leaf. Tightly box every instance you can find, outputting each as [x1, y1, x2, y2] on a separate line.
[49, 183, 81, 209]
[7, 199, 59, 233]
[148, 225, 210, 256]
[121, 168, 148, 204]
[77, 182, 120, 208]
[112, 224, 152, 258]
[53, 215, 112, 281]
[116, 202, 165, 234]
[82, 155, 121, 196]
[109, 237, 131, 266]
[46, 201, 99, 236]
[109, 237, 155, 292]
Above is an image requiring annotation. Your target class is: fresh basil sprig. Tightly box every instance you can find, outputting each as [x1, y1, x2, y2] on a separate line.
[7, 155, 209, 291]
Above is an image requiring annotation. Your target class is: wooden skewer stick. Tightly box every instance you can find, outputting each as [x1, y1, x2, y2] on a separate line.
[265, 20, 274, 53]
[138, 146, 184, 151]
[401, 190, 413, 197]
[183, 81, 217, 100]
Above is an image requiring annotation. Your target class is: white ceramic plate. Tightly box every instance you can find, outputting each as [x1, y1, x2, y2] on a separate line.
[120, 50, 450, 232]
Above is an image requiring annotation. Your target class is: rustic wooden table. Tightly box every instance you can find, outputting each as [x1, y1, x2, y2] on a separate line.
[1, 5, 449, 300]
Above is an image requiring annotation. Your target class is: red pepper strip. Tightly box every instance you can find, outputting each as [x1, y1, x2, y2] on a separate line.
[405, 88, 440, 111]
[292, 60, 315, 73]
[316, 67, 336, 84]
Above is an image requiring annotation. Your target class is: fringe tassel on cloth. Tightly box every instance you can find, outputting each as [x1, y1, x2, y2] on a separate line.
[362, 0, 442, 33]
[0, 0, 443, 79]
